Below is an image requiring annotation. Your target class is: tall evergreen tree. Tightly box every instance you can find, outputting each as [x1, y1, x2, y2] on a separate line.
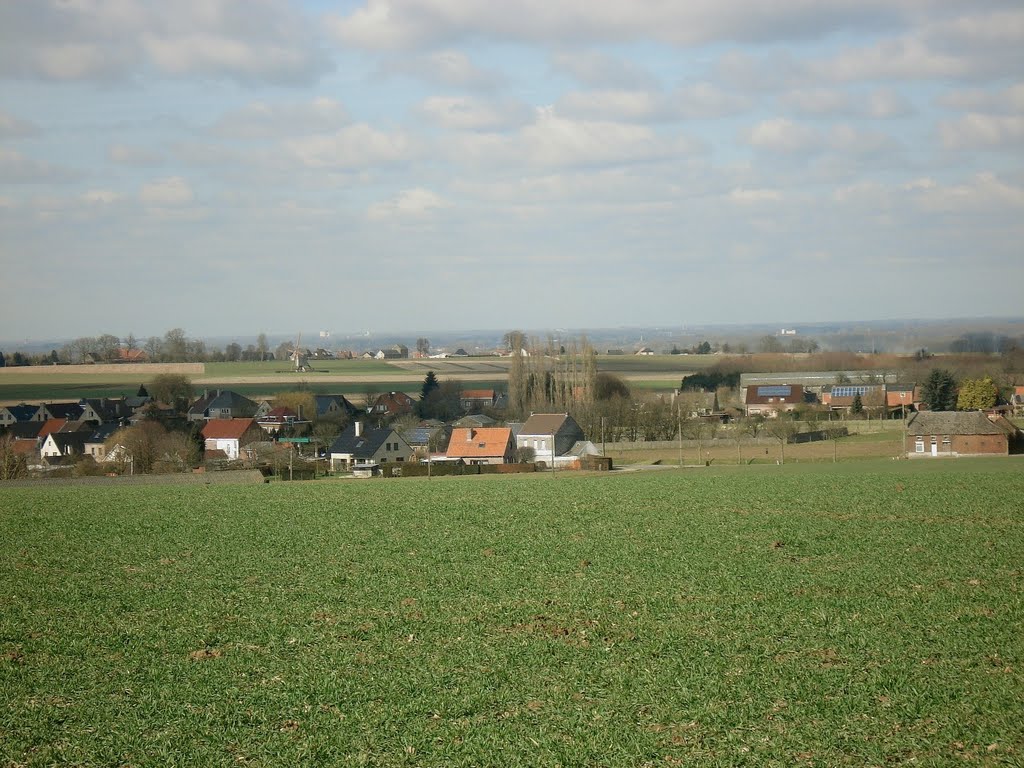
[921, 368, 957, 411]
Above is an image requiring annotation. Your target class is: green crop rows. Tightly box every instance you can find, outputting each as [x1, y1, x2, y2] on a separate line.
[2, 460, 1022, 766]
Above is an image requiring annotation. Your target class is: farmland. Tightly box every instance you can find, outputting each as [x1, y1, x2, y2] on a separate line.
[0, 355, 717, 404]
[2, 460, 1022, 765]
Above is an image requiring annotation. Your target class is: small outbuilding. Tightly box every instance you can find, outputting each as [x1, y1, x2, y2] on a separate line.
[905, 411, 1018, 457]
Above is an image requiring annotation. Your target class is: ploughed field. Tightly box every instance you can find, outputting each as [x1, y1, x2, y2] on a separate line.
[2, 460, 1022, 766]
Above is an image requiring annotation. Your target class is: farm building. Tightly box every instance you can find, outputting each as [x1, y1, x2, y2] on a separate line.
[904, 411, 1019, 457]
[744, 385, 809, 417]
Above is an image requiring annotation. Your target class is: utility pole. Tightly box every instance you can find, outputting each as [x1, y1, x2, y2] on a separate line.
[678, 403, 683, 468]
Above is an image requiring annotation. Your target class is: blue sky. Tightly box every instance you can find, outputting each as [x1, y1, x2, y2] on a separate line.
[1, 0, 1022, 340]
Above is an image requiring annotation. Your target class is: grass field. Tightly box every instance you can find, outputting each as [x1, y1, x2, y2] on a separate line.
[2, 461, 1022, 766]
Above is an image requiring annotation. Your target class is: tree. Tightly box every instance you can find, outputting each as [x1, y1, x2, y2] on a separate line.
[0, 351, 5, 367]
[0, 435, 29, 479]
[921, 369, 957, 411]
[124, 333, 138, 351]
[515, 445, 536, 464]
[759, 335, 784, 353]
[851, 394, 864, 415]
[257, 333, 269, 362]
[957, 376, 998, 411]
[416, 337, 430, 356]
[272, 390, 317, 422]
[420, 371, 440, 402]
[594, 372, 631, 401]
[163, 328, 188, 361]
[148, 374, 193, 411]
[763, 418, 800, 464]
[225, 342, 242, 362]
[144, 336, 163, 360]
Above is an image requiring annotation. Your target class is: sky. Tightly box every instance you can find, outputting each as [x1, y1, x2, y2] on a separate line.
[1, 1, 1022, 341]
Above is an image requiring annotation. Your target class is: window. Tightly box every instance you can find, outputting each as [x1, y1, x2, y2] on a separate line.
[915, 438, 924, 453]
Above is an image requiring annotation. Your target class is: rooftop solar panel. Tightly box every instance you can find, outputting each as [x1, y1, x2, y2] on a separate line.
[757, 385, 792, 397]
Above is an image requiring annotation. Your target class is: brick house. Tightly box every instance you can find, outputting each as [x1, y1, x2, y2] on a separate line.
[905, 411, 1018, 457]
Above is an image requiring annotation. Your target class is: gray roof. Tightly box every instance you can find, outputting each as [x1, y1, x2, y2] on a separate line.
[906, 411, 1006, 436]
[329, 424, 407, 459]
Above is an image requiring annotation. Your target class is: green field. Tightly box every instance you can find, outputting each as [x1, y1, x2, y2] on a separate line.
[2, 461, 1022, 765]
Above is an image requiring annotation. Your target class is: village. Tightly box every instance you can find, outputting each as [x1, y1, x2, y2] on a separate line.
[3, 358, 1022, 481]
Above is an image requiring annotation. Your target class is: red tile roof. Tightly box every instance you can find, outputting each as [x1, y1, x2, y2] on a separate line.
[201, 418, 258, 440]
[445, 427, 514, 459]
[38, 418, 67, 438]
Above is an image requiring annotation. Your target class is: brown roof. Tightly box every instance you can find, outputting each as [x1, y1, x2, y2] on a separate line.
[745, 385, 806, 406]
[520, 413, 574, 436]
[461, 389, 495, 400]
[906, 411, 1008, 436]
[445, 427, 514, 459]
[201, 418, 259, 440]
[38, 418, 67, 438]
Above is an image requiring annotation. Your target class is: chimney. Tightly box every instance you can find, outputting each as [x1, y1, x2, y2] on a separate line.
[355, 421, 362, 437]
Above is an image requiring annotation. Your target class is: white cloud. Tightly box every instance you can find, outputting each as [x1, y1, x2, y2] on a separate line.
[418, 96, 531, 131]
[746, 118, 820, 153]
[108, 144, 164, 166]
[0, 148, 79, 183]
[367, 187, 450, 220]
[283, 124, 413, 170]
[939, 114, 1024, 150]
[139, 176, 194, 206]
[729, 187, 782, 203]
[938, 83, 1024, 114]
[327, 0, 970, 50]
[81, 189, 121, 205]
[0, 110, 40, 138]
[905, 172, 1024, 212]
[0, 0, 330, 83]
[211, 98, 350, 140]
[550, 50, 657, 89]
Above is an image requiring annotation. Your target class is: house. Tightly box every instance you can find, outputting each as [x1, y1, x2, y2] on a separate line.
[328, 422, 413, 471]
[400, 422, 452, 457]
[675, 390, 720, 419]
[1013, 386, 1024, 417]
[821, 385, 885, 413]
[78, 398, 129, 424]
[0, 403, 44, 427]
[905, 411, 1017, 457]
[38, 402, 85, 422]
[635, 347, 655, 356]
[200, 418, 265, 461]
[516, 413, 586, 465]
[445, 427, 516, 465]
[885, 384, 920, 416]
[115, 348, 148, 362]
[83, 422, 123, 461]
[256, 407, 308, 435]
[460, 389, 497, 412]
[367, 391, 416, 420]
[188, 390, 259, 422]
[744, 385, 808, 417]
[454, 414, 497, 429]
[372, 348, 404, 360]
[40, 431, 89, 461]
[315, 394, 359, 421]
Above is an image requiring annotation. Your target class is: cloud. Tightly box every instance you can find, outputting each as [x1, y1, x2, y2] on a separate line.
[139, 176, 194, 206]
[282, 124, 414, 170]
[0, 110, 40, 138]
[904, 172, 1024, 212]
[0, 148, 79, 183]
[939, 114, 1024, 150]
[81, 189, 122, 205]
[210, 98, 350, 140]
[327, 0, 966, 50]
[367, 187, 451, 220]
[729, 187, 782, 203]
[0, 0, 330, 83]
[557, 83, 749, 122]
[549, 50, 657, 89]
[938, 83, 1024, 114]
[418, 96, 532, 131]
[449, 107, 696, 170]
[108, 144, 165, 166]
[380, 49, 502, 88]
[745, 118, 820, 153]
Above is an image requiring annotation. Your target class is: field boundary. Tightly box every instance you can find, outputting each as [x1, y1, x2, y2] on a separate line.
[0, 469, 266, 487]
[0, 363, 204, 376]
